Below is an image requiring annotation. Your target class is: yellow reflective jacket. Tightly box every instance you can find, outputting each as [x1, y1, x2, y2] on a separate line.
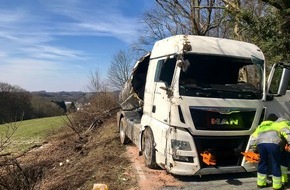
[251, 119, 290, 146]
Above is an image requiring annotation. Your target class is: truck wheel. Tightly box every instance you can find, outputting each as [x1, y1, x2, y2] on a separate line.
[119, 118, 130, 144]
[143, 127, 157, 168]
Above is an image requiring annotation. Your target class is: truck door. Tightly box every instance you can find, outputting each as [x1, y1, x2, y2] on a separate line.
[152, 58, 176, 123]
[266, 65, 290, 119]
[148, 57, 176, 160]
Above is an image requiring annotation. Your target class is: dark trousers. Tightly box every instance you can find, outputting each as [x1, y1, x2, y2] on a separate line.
[281, 150, 290, 167]
[258, 143, 281, 177]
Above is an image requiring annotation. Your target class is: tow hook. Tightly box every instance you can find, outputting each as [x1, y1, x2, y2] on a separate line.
[200, 150, 216, 166]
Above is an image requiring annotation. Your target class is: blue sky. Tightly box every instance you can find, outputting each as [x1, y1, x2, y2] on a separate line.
[0, 0, 153, 92]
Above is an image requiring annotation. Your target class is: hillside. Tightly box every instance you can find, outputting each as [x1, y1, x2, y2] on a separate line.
[31, 91, 120, 103]
[31, 91, 88, 102]
[1, 117, 138, 190]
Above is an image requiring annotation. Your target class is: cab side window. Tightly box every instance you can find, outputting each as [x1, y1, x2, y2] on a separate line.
[155, 58, 176, 86]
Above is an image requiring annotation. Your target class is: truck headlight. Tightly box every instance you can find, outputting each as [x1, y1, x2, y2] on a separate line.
[171, 140, 191, 151]
[171, 140, 193, 162]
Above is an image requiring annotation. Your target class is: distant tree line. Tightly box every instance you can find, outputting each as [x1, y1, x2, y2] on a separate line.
[0, 82, 65, 124]
[0, 82, 33, 123]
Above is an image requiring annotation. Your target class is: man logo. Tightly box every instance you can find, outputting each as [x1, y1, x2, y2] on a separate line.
[211, 118, 239, 125]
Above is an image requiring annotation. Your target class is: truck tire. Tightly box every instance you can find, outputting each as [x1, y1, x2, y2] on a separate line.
[119, 118, 130, 144]
[143, 127, 158, 169]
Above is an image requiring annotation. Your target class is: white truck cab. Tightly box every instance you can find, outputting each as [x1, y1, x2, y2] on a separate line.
[117, 35, 290, 176]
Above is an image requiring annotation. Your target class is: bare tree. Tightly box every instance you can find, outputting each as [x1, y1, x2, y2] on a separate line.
[0, 118, 35, 190]
[0, 120, 42, 190]
[0, 156, 43, 190]
[156, 0, 226, 35]
[107, 50, 133, 91]
[87, 69, 106, 92]
[132, 0, 227, 54]
[67, 67, 120, 136]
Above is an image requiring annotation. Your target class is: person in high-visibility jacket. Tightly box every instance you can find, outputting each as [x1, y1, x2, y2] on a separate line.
[250, 114, 290, 190]
[276, 119, 290, 187]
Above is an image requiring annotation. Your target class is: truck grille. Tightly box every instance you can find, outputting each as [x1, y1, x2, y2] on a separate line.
[190, 107, 256, 131]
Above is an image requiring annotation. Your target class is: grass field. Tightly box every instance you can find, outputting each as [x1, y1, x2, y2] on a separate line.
[0, 116, 68, 155]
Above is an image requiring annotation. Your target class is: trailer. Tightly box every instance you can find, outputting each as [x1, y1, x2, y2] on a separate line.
[117, 35, 290, 176]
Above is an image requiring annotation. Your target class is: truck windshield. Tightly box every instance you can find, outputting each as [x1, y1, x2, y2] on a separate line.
[178, 54, 263, 99]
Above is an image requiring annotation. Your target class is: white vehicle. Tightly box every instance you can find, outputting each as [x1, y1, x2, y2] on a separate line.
[117, 35, 290, 176]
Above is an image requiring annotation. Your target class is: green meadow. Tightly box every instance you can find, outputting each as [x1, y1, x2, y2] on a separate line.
[0, 116, 67, 155]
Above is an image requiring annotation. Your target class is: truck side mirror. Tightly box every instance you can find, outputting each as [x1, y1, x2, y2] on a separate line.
[277, 68, 290, 96]
[267, 62, 290, 96]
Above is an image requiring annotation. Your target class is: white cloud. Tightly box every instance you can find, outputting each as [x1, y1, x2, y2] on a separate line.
[0, 0, 145, 91]
[0, 1, 140, 59]
[23, 45, 87, 60]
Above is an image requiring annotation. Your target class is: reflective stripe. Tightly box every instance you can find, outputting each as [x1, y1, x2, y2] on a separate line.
[281, 166, 288, 183]
[272, 175, 282, 189]
[257, 172, 267, 186]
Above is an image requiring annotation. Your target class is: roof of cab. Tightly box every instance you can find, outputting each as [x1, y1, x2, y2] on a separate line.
[150, 35, 264, 60]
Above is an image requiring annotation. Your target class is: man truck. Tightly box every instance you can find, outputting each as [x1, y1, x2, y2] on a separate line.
[117, 35, 290, 176]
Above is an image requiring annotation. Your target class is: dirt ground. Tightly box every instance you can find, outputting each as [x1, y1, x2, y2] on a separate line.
[17, 117, 139, 190]
[126, 146, 182, 190]
[11, 115, 184, 190]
